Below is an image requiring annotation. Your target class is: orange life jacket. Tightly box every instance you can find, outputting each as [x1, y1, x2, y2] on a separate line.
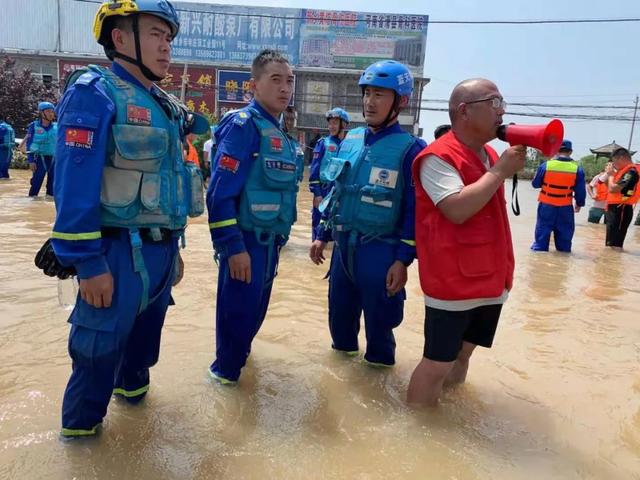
[606, 163, 640, 206]
[594, 178, 608, 201]
[538, 159, 578, 206]
[186, 140, 200, 168]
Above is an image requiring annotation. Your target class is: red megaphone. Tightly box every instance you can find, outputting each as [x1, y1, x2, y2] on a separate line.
[496, 119, 564, 157]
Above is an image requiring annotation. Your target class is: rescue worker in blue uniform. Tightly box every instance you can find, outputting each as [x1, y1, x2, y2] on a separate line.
[308, 108, 350, 240]
[309, 61, 426, 367]
[531, 140, 586, 252]
[50, 0, 207, 438]
[207, 49, 298, 384]
[0, 117, 15, 179]
[26, 102, 57, 198]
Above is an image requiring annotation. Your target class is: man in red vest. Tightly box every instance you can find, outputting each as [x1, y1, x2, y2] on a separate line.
[408, 78, 525, 407]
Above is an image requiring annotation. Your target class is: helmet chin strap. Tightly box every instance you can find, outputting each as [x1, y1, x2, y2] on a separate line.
[111, 15, 164, 82]
[363, 92, 401, 130]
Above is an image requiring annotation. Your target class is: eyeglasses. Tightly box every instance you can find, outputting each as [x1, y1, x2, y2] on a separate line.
[464, 97, 507, 110]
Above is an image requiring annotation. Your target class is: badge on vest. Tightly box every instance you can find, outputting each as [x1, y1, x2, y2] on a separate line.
[269, 137, 283, 152]
[369, 167, 398, 189]
[266, 159, 296, 172]
[126, 105, 151, 125]
[65, 128, 94, 149]
[328, 144, 337, 152]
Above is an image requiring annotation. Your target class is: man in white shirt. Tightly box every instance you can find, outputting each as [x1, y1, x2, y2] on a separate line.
[408, 78, 525, 407]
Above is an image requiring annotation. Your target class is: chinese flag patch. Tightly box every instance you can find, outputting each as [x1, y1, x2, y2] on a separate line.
[65, 128, 94, 149]
[126, 104, 151, 125]
[219, 155, 240, 173]
[270, 136, 283, 152]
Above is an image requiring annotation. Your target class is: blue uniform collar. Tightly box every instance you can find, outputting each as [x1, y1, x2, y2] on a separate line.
[329, 135, 342, 145]
[249, 100, 281, 129]
[555, 155, 573, 161]
[111, 62, 153, 92]
[365, 122, 403, 146]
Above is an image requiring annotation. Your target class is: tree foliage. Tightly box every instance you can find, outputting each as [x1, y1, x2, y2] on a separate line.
[0, 55, 59, 135]
[579, 154, 609, 181]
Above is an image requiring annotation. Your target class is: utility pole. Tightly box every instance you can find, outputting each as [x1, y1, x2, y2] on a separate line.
[629, 95, 639, 150]
[180, 63, 188, 103]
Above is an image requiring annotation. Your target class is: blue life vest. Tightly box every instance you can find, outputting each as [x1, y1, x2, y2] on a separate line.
[30, 120, 58, 156]
[318, 136, 340, 184]
[0, 122, 15, 149]
[237, 107, 299, 240]
[67, 65, 204, 231]
[326, 127, 413, 237]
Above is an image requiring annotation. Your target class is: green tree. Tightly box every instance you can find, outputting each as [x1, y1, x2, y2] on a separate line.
[0, 55, 59, 135]
[579, 154, 608, 180]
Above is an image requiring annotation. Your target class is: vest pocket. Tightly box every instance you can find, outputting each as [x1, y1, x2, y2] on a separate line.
[245, 190, 281, 226]
[184, 163, 204, 217]
[355, 185, 396, 229]
[321, 156, 350, 183]
[140, 173, 161, 211]
[100, 166, 142, 219]
[455, 217, 496, 278]
[111, 125, 168, 173]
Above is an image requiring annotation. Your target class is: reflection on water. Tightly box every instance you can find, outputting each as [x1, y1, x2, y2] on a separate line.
[1, 171, 639, 479]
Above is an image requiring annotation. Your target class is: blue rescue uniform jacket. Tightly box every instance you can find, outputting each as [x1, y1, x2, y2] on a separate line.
[206, 100, 292, 258]
[52, 62, 185, 279]
[316, 123, 425, 266]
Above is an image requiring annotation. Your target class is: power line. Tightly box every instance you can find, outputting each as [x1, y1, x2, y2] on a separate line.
[71, 0, 640, 25]
[419, 98, 636, 109]
[418, 106, 635, 122]
[155, 79, 638, 113]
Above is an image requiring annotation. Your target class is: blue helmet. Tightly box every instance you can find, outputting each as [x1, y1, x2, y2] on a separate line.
[38, 101, 55, 112]
[325, 108, 350, 123]
[94, 0, 180, 47]
[358, 60, 414, 97]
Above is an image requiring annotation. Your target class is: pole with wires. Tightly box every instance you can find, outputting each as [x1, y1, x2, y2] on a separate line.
[628, 95, 638, 149]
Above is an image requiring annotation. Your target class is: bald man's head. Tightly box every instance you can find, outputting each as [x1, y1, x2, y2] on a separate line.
[448, 78, 499, 123]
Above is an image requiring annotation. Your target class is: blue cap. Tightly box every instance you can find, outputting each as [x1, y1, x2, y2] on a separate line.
[38, 101, 55, 111]
[559, 140, 573, 151]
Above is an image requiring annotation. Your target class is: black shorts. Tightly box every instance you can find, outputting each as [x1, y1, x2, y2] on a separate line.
[423, 304, 502, 362]
[605, 204, 634, 247]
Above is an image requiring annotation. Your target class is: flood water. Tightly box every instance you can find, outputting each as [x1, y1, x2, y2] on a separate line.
[1, 169, 639, 479]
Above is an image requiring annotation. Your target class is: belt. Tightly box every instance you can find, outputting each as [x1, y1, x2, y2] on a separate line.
[101, 227, 178, 243]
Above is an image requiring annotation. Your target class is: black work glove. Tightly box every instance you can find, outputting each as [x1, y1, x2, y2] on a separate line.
[34, 239, 77, 279]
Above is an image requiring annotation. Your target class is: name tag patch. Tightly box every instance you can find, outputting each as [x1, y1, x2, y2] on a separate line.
[126, 105, 151, 125]
[369, 167, 398, 189]
[266, 159, 296, 172]
[65, 128, 94, 149]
